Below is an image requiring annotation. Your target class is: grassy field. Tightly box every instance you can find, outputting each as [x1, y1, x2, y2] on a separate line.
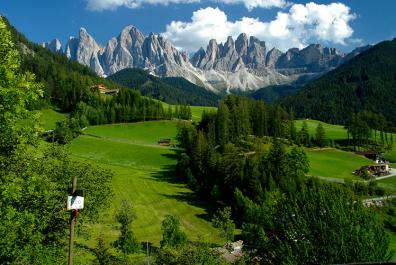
[378, 176, 396, 191]
[161, 102, 217, 122]
[37, 109, 67, 130]
[83, 121, 179, 147]
[70, 121, 222, 252]
[296, 119, 396, 163]
[295, 119, 348, 140]
[307, 148, 373, 181]
[40, 109, 396, 261]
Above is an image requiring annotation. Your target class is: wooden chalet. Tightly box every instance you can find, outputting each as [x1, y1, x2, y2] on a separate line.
[91, 84, 119, 95]
[355, 163, 390, 178]
[158, 139, 171, 146]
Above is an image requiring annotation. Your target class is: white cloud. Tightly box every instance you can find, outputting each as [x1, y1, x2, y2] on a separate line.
[85, 0, 288, 10]
[219, 0, 288, 11]
[163, 3, 356, 52]
[85, 0, 199, 11]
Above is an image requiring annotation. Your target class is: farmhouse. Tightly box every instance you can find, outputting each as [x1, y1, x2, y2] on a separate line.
[91, 84, 119, 95]
[158, 138, 171, 146]
[355, 163, 390, 178]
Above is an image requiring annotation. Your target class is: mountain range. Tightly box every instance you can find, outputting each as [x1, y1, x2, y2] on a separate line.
[42, 25, 368, 92]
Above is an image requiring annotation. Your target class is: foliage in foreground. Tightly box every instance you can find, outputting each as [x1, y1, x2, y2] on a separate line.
[0, 16, 113, 264]
[237, 179, 392, 264]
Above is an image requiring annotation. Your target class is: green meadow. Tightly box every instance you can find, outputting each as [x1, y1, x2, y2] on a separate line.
[39, 109, 396, 262]
[69, 121, 222, 250]
[295, 119, 348, 140]
[296, 119, 396, 163]
[161, 102, 217, 122]
[37, 109, 67, 130]
[306, 148, 373, 181]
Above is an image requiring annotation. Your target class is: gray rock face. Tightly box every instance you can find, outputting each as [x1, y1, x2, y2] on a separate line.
[45, 25, 355, 92]
[265, 48, 282, 67]
[275, 44, 345, 72]
[101, 25, 145, 75]
[65, 28, 104, 76]
[42, 38, 62, 53]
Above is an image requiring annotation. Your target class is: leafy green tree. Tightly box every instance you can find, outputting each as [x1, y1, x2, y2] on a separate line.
[0, 16, 42, 155]
[0, 18, 114, 264]
[113, 200, 140, 258]
[160, 215, 187, 248]
[154, 241, 226, 265]
[212, 207, 235, 243]
[315, 123, 327, 147]
[93, 234, 117, 265]
[237, 179, 391, 264]
[0, 145, 113, 264]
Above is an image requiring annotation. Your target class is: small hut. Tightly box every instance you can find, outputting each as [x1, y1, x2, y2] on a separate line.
[158, 139, 171, 146]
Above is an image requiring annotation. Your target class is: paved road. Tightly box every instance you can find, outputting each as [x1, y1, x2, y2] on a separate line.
[374, 168, 396, 181]
[310, 168, 396, 184]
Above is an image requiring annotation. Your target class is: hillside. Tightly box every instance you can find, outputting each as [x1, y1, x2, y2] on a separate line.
[280, 39, 396, 125]
[251, 84, 299, 103]
[4, 18, 127, 113]
[108, 68, 220, 106]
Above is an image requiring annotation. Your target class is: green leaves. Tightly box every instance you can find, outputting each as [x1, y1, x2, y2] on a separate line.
[212, 207, 235, 243]
[113, 200, 140, 256]
[160, 215, 187, 248]
[238, 180, 390, 264]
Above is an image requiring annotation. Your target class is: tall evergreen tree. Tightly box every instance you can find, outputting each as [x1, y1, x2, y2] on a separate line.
[216, 101, 230, 146]
[315, 123, 327, 147]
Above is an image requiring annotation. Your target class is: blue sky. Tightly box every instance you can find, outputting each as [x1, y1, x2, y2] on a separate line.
[0, 0, 395, 53]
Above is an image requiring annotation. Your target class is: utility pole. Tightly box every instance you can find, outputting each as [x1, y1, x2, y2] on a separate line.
[146, 241, 150, 265]
[68, 176, 77, 265]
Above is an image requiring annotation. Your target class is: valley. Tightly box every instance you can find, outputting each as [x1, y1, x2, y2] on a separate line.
[2, 8, 396, 264]
[39, 108, 396, 262]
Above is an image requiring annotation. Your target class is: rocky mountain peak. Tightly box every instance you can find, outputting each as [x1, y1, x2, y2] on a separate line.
[42, 38, 62, 53]
[235, 33, 248, 56]
[119, 25, 145, 45]
[43, 25, 354, 92]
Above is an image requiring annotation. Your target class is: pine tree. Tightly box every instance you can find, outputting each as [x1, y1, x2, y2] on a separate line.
[299, 120, 310, 146]
[216, 101, 230, 146]
[315, 123, 327, 147]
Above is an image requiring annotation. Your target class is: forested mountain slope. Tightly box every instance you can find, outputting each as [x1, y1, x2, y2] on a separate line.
[108, 68, 220, 106]
[280, 39, 396, 125]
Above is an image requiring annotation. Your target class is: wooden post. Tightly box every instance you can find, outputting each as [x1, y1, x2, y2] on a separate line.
[146, 241, 150, 265]
[68, 176, 77, 265]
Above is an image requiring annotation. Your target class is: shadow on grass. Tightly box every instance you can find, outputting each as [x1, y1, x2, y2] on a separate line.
[149, 150, 217, 223]
[160, 192, 215, 223]
[150, 150, 184, 184]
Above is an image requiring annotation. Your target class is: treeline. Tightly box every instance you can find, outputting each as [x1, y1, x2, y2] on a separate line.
[176, 96, 305, 204]
[280, 38, 396, 125]
[71, 91, 193, 127]
[345, 110, 394, 150]
[175, 95, 391, 263]
[73, 90, 166, 126]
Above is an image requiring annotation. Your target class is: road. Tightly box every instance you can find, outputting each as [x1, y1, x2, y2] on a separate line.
[310, 168, 396, 184]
